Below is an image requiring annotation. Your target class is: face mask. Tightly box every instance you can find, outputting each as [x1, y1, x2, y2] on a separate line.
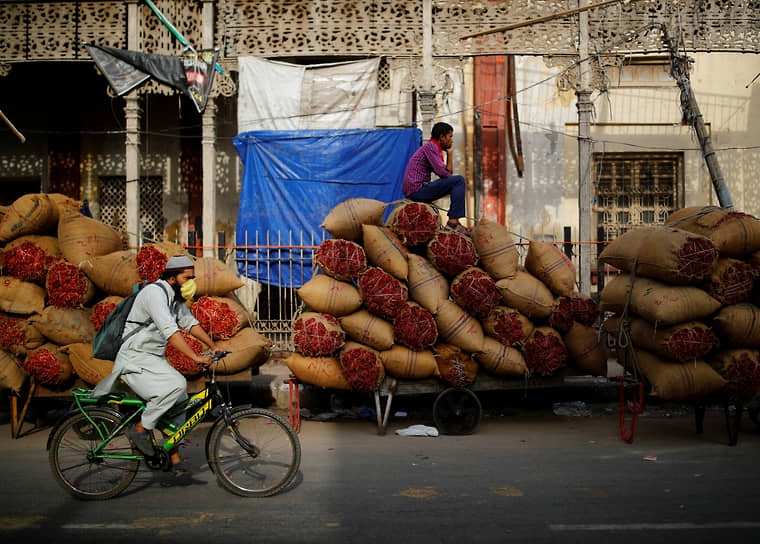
[180, 278, 197, 300]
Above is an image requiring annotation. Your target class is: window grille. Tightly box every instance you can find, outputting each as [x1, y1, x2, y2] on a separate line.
[98, 176, 165, 243]
[377, 57, 390, 90]
[593, 153, 682, 242]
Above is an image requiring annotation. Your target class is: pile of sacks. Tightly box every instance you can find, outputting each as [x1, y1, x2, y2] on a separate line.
[285, 198, 609, 392]
[0, 192, 270, 394]
[600, 206, 760, 403]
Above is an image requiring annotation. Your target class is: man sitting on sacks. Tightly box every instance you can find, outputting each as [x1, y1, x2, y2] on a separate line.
[92, 255, 218, 475]
[403, 121, 470, 235]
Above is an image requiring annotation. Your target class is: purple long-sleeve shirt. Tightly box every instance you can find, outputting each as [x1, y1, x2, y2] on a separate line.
[402, 139, 452, 196]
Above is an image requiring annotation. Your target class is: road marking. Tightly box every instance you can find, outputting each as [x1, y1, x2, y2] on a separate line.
[62, 524, 134, 529]
[550, 522, 760, 531]
[1, 516, 45, 530]
[491, 486, 524, 497]
[397, 486, 438, 499]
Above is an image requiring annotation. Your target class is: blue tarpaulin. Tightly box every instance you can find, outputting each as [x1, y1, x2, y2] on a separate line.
[234, 128, 421, 287]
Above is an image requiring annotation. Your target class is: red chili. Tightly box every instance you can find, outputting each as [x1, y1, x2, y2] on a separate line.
[46, 261, 89, 308]
[136, 246, 168, 283]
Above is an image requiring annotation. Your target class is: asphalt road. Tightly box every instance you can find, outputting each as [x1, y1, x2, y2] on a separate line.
[1, 402, 759, 544]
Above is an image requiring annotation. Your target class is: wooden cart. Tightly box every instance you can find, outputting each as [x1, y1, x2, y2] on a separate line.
[371, 370, 611, 435]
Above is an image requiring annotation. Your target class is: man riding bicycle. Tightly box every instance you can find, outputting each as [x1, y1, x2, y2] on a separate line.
[92, 255, 217, 473]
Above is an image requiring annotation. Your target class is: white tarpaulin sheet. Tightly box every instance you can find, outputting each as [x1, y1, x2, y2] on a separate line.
[238, 57, 379, 132]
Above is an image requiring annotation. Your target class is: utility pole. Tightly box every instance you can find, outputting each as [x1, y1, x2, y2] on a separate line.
[125, 0, 141, 249]
[201, 0, 217, 258]
[419, 0, 437, 138]
[576, 0, 593, 294]
[662, 25, 733, 209]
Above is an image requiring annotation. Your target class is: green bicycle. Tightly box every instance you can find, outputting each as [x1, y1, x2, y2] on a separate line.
[47, 351, 301, 500]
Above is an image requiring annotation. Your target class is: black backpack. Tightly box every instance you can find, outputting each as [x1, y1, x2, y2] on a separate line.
[92, 282, 169, 361]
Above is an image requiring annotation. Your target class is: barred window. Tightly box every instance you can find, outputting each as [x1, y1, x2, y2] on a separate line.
[593, 153, 682, 241]
[99, 175, 165, 243]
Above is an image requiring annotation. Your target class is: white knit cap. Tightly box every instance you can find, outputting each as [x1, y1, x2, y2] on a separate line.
[165, 255, 194, 271]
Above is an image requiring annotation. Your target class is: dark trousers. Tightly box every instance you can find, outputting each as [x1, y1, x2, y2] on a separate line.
[406, 175, 466, 220]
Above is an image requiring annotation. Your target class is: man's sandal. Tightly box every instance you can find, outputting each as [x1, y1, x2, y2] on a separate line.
[446, 221, 472, 236]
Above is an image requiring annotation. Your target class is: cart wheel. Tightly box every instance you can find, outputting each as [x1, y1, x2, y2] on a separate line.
[433, 387, 482, 435]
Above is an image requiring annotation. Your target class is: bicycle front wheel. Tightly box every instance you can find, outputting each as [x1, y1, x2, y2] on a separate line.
[48, 408, 139, 500]
[208, 408, 301, 497]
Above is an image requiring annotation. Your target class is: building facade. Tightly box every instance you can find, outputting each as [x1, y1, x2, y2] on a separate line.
[1, 0, 758, 268]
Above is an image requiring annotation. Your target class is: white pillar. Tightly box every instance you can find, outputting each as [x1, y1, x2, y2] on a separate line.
[419, 0, 437, 137]
[125, 0, 141, 248]
[201, 0, 217, 258]
[576, 1, 592, 295]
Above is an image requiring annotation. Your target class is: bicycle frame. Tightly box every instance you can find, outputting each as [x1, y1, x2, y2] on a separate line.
[67, 373, 228, 461]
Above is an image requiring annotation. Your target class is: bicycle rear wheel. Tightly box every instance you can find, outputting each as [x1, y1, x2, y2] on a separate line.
[48, 408, 139, 500]
[208, 408, 301, 497]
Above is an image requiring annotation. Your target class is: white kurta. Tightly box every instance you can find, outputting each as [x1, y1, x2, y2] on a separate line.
[92, 280, 200, 430]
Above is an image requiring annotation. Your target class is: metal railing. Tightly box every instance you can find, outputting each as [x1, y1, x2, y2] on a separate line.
[232, 230, 615, 350]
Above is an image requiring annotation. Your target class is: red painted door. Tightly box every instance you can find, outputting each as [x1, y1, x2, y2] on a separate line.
[474, 56, 507, 224]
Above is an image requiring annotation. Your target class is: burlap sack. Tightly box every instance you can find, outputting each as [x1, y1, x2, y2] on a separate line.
[666, 206, 760, 257]
[147, 241, 189, 258]
[193, 257, 245, 296]
[707, 348, 760, 401]
[297, 274, 362, 316]
[58, 210, 122, 266]
[379, 345, 439, 379]
[386, 201, 441, 247]
[618, 347, 726, 401]
[475, 337, 528, 377]
[0, 193, 58, 242]
[362, 224, 409, 281]
[433, 343, 478, 387]
[749, 249, 760, 274]
[599, 274, 721, 326]
[338, 309, 394, 351]
[81, 250, 142, 297]
[523, 326, 568, 376]
[0, 315, 45, 357]
[213, 327, 272, 374]
[471, 217, 519, 280]
[712, 303, 760, 347]
[524, 240, 576, 297]
[314, 239, 367, 281]
[406, 254, 449, 314]
[0, 349, 26, 392]
[321, 198, 387, 242]
[47, 193, 83, 221]
[2, 234, 61, 259]
[482, 305, 534, 346]
[45, 261, 97, 307]
[286, 353, 351, 390]
[563, 322, 609, 377]
[599, 226, 718, 285]
[0, 276, 46, 315]
[704, 258, 755, 306]
[64, 342, 114, 386]
[291, 312, 345, 356]
[603, 316, 717, 363]
[495, 269, 554, 319]
[24, 343, 74, 387]
[29, 306, 95, 345]
[202, 295, 251, 332]
[434, 299, 485, 353]
[339, 341, 386, 392]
